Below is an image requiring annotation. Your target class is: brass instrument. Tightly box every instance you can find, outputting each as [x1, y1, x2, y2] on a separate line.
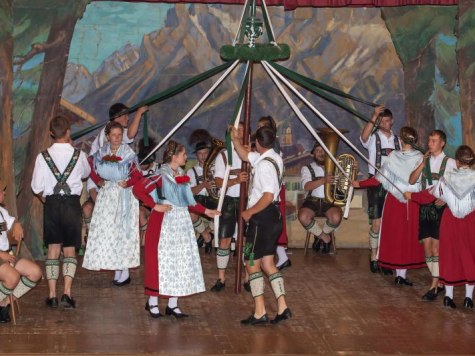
[318, 128, 357, 207]
[203, 138, 225, 200]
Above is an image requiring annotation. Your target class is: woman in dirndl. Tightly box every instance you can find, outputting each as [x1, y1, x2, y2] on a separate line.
[133, 140, 219, 318]
[82, 121, 142, 285]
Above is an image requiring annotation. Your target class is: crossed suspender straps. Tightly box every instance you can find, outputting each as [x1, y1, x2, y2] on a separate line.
[41, 149, 80, 195]
[375, 132, 400, 169]
[421, 156, 449, 189]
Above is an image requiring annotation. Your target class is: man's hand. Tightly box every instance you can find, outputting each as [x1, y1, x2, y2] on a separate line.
[237, 171, 248, 183]
[12, 222, 24, 242]
[371, 105, 385, 121]
[204, 209, 221, 218]
[241, 209, 252, 222]
[324, 174, 335, 184]
[153, 204, 172, 213]
[0, 251, 15, 264]
[137, 106, 149, 116]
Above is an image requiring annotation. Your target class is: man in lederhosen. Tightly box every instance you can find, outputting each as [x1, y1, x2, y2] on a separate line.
[360, 106, 401, 273]
[230, 125, 291, 325]
[409, 129, 456, 300]
[186, 141, 216, 254]
[298, 141, 342, 254]
[210, 123, 248, 292]
[31, 115, 90, 309]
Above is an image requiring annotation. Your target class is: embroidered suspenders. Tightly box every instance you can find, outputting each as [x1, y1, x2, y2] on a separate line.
[41, 149, 80, 195]
[421, 156, 449, 190]
[375, 133, 400, 169]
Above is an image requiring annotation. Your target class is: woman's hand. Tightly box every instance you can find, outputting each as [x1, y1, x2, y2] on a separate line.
[0, 251, 15, 264]
[351, 180, 360, 188]
[118, 180, 127, 188]
[12, 222, 24, 241]
[204, 209, 221, 218]
[403, 192, 412, 201]
[153, 204, 172, 213]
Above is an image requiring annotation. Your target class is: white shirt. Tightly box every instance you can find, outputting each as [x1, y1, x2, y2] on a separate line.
[0, 206, 15, 251]
[301, 162, 325, 198]
[247, 149, 283, 208]
[31, 143, 91, 197]
[360, 131, 401, 175]
[89, 127, 133, 156]
[214, 149, 242, 198]
[186, 164, 207, 196]
[142, 162, 160, 178]
[423, 151, 457, 189]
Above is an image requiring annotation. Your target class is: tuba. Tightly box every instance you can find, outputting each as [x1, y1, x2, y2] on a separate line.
[318, 128, 357, 207]
[203, 138, 225, 200]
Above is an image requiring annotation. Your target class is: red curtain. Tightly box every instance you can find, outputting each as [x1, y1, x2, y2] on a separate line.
[113, 0, 458, 11]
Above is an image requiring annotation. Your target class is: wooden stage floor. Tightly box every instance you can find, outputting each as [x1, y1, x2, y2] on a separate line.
[1, 248, 475, 355]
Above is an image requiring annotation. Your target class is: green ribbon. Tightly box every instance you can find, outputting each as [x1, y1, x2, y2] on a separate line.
[143, 111, 149, 147]
[71, 61, 234, 140]
[269, 62, 374, 123]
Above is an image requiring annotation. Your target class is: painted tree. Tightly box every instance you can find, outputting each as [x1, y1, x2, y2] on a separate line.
[14, 0, 90, 258]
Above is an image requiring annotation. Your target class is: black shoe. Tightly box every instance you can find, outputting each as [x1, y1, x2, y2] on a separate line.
[369, 260, 379, 273]
[312, 238, 322, 252]
[321, 242, 331, 254]
[382, 268, 393, 275]
[277, 259, 292, 271]
[204, 241, 213, 254]
[61, 294, 76, 309]
[210, 279, 225, 292]
[270, 308, 292, 324]
[443, 296, 456, 309]
[243, 281, 251, 293]
[165, 306, 188, 318]
[197, 236, 204, 248]
[437, 285, 445, 294]
[394, 276, 413, 286]
[463, 297, 473, 309]
[145, 301, 162, 318]
[240, 314, 269, 325]
[0, 305, 11, 323]
[422, 289, 438, 301]
[46, 297, 59, 308]
[113, 277, 131, 287]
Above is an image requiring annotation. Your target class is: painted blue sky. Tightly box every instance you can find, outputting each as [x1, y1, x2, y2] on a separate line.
[69, 1, 172, 73]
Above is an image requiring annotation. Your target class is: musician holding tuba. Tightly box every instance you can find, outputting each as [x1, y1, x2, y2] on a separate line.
[298, 140, 343, 254]
[186, 141, 216, 254]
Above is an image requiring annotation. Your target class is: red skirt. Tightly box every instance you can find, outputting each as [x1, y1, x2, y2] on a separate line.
[378, 194, 426, 270]
[439, 209, 475, 286]
[143, 210, 170, 297]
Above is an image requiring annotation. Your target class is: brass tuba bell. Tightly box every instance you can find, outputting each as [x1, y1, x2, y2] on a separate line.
[203, 138, 225, 200]
[318, 128, 357, 207]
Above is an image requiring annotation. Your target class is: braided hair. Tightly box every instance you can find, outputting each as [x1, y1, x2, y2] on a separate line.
[163, 140, 185, 164]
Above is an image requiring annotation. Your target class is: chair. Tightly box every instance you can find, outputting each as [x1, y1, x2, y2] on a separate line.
[304, 218, 337, 256]
[7, 236, 22, 325]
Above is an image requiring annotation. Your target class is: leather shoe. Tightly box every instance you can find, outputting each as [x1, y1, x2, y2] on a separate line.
[204, 241, 213, 254]
[61, 294, 76, 309]
[382, 268, 393, 275]
[145, 301, 162, 318]
[210, 279, 225, 292]
[197, 236, 204, 248]
[277, 259, 292, 271]
[240, 314, 269, 325]
[321, 242, 331, 254]
[46, 297, 59, 308]
[243, 281, 251, 293]
[369, 260, 379, 273]
[312, 237, 322, 252]
[394, 276, 413, 286]
[0, 305, 11, 323]
[443, 296, 456, 309]
[165, 306, 188, 318]
[271, 308, 292, 324]
[437, 285, 445, 294]
[113, 277, 131, 287]
[421, 289, 438, 301]
[463, 297, 473, 309]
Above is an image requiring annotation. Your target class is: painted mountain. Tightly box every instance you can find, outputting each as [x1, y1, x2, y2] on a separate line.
[70, 4, 404, 169]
